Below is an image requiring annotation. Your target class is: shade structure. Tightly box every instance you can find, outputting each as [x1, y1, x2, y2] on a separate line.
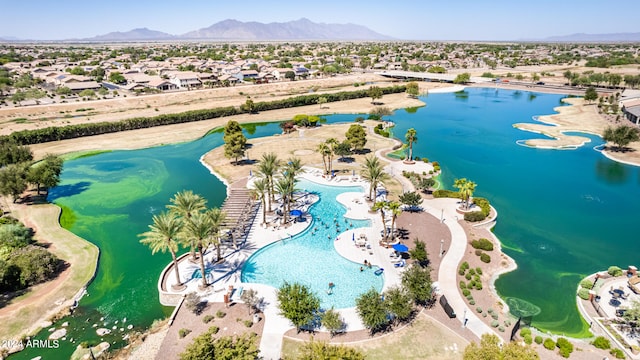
[290, 209, 303, 216]
[392, 243, 409, 252]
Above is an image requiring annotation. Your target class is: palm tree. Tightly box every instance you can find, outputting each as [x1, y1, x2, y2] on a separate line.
[316, 142, 331, 175]
[405, 128, 418, 162]
[387, 201, 402, 240]
[250, 178, 268, 225]
[257, 152, 281, 212]
[275, 176, 296, 225]
[184, 212, 213, 288]
[207, 208, 228, 258]
[167, 191, 206, 261]
[325, 138, 338, 176]
[139, 211, 185, 290]
[361, 156, 390, 202]
[454, 178, 477, 210]
[372, 201, 388, 240]
[283, 157, 305, 181]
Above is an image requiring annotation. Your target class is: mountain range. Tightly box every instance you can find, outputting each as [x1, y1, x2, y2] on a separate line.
[57, 18, 391, 42]
[539, 32, 640, 42]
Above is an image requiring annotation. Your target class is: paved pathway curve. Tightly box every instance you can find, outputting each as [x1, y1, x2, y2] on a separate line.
[374, 140, 500, 340]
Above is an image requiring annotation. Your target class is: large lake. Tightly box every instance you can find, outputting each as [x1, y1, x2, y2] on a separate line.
[13, 87, 638, 358]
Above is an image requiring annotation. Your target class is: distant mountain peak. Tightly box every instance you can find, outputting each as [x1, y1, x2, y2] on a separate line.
[180, 18, 392, 41]
[85, 28, 174, 41]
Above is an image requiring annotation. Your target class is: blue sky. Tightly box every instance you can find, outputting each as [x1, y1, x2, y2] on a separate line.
[2, 0, 638, 40]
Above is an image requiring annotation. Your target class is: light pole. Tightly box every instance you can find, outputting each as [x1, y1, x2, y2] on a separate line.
[440, 208, 444, 223]
[463, 309, 467, 328]
[439, 239, 444, 258]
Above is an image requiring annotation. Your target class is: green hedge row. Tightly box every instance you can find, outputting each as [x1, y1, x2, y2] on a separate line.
[432, 189, 463, 199]
[3, 85, 407, 145]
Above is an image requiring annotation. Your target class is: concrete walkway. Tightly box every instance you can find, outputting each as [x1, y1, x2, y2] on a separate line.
[378, 150, 500, 340]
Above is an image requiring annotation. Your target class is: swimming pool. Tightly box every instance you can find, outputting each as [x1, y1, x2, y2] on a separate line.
[241, 178, 383, 309]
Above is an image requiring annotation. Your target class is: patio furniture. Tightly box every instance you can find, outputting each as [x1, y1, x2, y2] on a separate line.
[628, 275, 640, 294]
[610, 298, 621, 307]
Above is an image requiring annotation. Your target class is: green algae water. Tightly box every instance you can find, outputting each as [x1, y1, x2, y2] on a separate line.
[391, 87, 640, 337]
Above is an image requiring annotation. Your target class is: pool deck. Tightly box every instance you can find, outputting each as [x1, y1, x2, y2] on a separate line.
[159, 165, 497, 359]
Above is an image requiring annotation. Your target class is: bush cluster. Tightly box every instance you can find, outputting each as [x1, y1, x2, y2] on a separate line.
[577, 288, 590, 300]
[608, 266, 624, 277]
[374, 123, 390, 137]
[433, 189, 463, 199]
[0, 221, 61, 292]
[471, 238, 494, 251]
[480, 253, 491, 263]
[543, 338, 556, 350]
[610, 348, 625, 359]
[592, 336, 611, 350]
[556, 337, 574, 358]
[464, 211, 486, 222]
[580, 279, 594, 289]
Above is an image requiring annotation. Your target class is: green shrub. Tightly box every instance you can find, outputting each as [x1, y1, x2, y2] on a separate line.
[580, 279, 594, 289]
[524, 334, 532, 344]
[461, 261, 469, 270]
[543, 338, 556, 350]
[504, 319, 511, 327]
[459, 281, 466, 289]
[556, 337, 573, 358]
[215, 310, 226, 318]
[458, 268, 466, 276]
[475, 282, 483, 290]
[610, 348, 626, 359]
[471, 238, 494, 251]
[520, 328, 532, 337]
[209, 325, 219, 334]
[491, 313, 499, 320]
[474, 249, 483, 256]
[577, 288, 591, 300]
[244, 320, 253, 327]
[482, 312, 487, 318]
[473, 197, 491, 216]
[498, 326, 505, 332]
[480, 253, 491, 263]
[468, 268, 476, 276]
[469, 299, 476, 305]
[592, 336, 611, 350]
[462, 289, 471, 297]
[491, 320, 499, 327]
[433, 189, 463, 199]
[487, 308, 494, 314]
[466, 295, 474, 301]
[476, 267, 483, 275]
[464, 211, 487, 222]
[608, 266, 623, 277]
[465, 273, 472, 280]
[535, 335, 543, 344]
[203, 315, 214, 323]
[468, 280, 476, 288]
[178, 328, 191, 338]
[476, 307, 483, 313]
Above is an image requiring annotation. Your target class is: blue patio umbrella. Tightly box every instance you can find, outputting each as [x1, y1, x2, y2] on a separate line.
[290, 209, 303, 217]
[392, 243, 409, 252]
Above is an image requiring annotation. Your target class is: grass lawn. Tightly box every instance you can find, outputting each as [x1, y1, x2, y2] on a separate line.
[281, 313, 468, 360]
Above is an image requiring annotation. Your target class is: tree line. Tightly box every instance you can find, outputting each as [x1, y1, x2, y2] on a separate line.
[2, 85, 407, 146]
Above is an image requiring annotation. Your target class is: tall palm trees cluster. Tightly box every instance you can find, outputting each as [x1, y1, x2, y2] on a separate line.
[373, 199, 403, 243]
[316, 138, 338, 176]
[139, 190, 227, 289]
[250, 152, 305, 226]
[360, 155, 390, 202]
[453, 178, 477, 210]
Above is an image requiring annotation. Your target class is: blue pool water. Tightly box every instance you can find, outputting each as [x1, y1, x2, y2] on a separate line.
[241, 178, 382, 309]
